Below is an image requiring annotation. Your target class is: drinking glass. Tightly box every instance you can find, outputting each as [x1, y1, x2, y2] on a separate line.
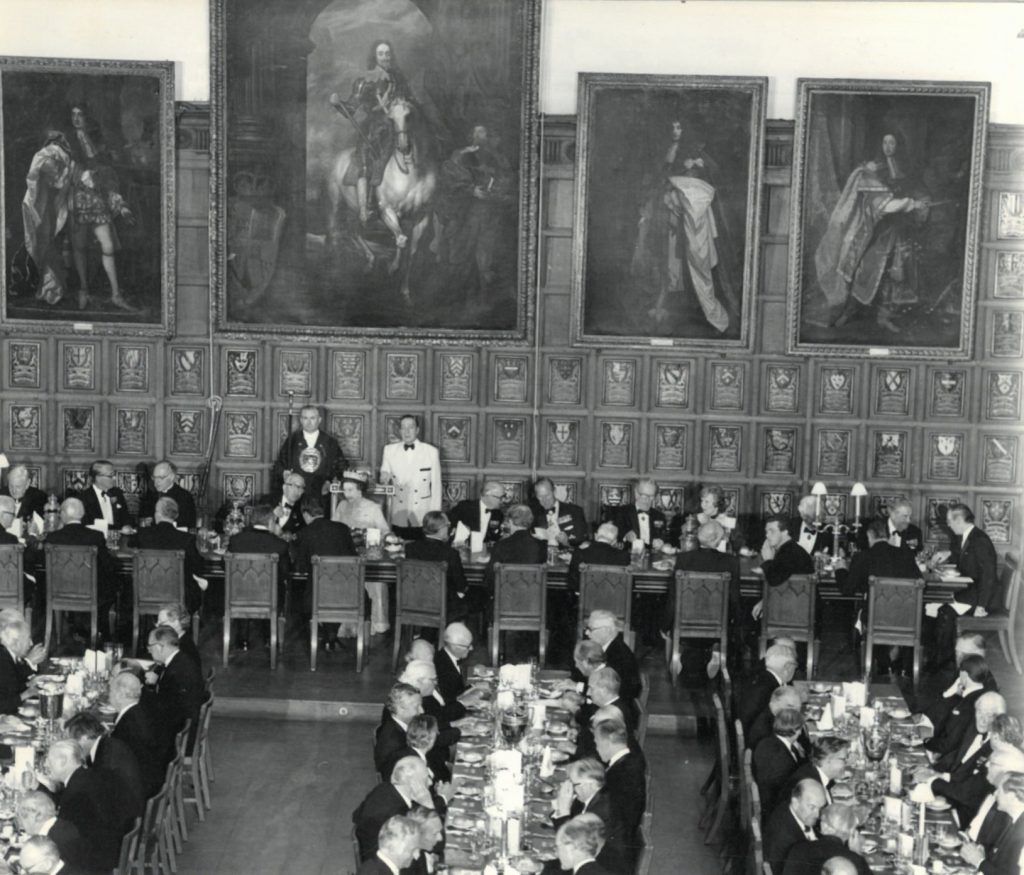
[863, 725, 890, 763]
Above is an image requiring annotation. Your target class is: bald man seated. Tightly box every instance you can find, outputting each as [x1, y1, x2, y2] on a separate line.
[447, 481, 506, 545]
[43, 497, 119, 609]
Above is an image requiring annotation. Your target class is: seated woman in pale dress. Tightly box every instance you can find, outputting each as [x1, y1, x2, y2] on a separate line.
[696, 485, 739, 552]
[331, 470, 391, 635]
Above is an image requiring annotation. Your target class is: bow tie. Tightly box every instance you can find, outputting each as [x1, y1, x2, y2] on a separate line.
[282, 503, 291, 510]
[803, 526, 816, 536]
[638, 512, 648, 518]
[404, 443, 415, 451]
[101, 491, 110, 499]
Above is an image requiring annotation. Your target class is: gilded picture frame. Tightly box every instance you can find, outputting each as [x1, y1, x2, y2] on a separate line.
[572, 73, 765, 349]
[0, 56, 175, 336]
[210, 0, 540, 343]
[787, 78, 990, 359]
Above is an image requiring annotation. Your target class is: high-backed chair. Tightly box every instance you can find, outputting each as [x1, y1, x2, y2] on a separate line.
[577, 563, 633, 643]
[43, 543, 103, 649]
[392, 559, 447, 669]
[491, 563, 548, 667]
[702, 691, 731, 845]
[759, 573, 817, 678]
[131, 549, 185, 656]
[865, 575, 926, 686]
[666, 571, 731, 679]
[0, 543, 27, 623]
[958, 550, 1022, 675]
[223, 552, 280, 669]
[310, 555, 367, 672]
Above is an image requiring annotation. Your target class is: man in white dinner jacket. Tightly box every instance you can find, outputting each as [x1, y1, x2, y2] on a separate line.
[380, 415, 441, 540]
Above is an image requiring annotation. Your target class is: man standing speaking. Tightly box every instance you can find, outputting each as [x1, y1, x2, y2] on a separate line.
[380, 415, 441, 540]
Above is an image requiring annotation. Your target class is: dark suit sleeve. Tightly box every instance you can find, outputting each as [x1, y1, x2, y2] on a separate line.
[836, 552, 868, 597]
[0, 652, 23, 714]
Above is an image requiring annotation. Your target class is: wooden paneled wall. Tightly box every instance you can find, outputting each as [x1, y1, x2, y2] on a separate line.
[2, 109, 1021, 556]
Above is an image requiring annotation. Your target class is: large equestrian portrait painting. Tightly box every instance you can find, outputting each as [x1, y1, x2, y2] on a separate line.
[211, 0, 540, 341]
[571, 74, 766, 350]
[787, 79, 990, 359]
[0, 57, 175, 336]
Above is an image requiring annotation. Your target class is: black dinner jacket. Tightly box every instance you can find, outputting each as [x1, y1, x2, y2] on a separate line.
[91, 735, 145, 820]
[483, 528, 546, 594]
[976, 798, 1012, 854]
[111, 701, 171, 798]
[133, 521, 205, 614]
[764, 804, 816, 875]
[604, 747, 647, 837]
[952, 527, 1001, 612]
[374, 713, 409, 779]
[552, 788, 630, 875]
[388, 744, 450, 785]
[891, 521, 924, 554]
[748, 712, 812, 763]
[447, 499, 504, 544]
[403, 537, 469, 600]
[529, 500, 590, 547]
[433, 648, 466, 703]
[736, 668, 782, 735]
[753, 734, 805, 817]
[58, 766, 131, 871]
[761, 539, 816, 588]
[567, 539, 629, 595]
[46, 816, 86, 872]
[357, 856, 398, 875]
[420, 693, 462, 756]
[155, 651, 205, 751]
[352, 782, 411, 861]
[291, 517, 355, 574]
[176, 628, 202, 674]
[981, 812, 1024, 875]
[932, 734, 993, 825]
[137, 483, 197, 530]
[925, 686, 986, 760]
[575, 696, 640, 760]
[0, 484, 47, 524]
[0, 529, 16, 547]
[835, 541, 921, 599]
[0, 645, 28, 715]
[44, 522, 118, 603]
[603, 634, 642, 704]
[781, 834, 872, 875]
[228, 526, 292, 603]
[779, 761, 833, 807]
[76, 484, 131, 530]
[606, 504, 668, 547]
[788, 518, 832, 556]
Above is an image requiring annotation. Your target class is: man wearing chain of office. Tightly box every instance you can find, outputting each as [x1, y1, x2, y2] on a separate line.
[272, 405, 346, 512]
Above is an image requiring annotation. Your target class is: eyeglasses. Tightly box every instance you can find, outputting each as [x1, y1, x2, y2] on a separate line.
[447, 640, 472, 651]
[285, 481, 305, 489]
[585, 625, 612, 634]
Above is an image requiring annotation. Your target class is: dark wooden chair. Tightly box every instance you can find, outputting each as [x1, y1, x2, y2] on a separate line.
[865, 574, 926, 686]
[392, 559, 447, 669]
[759, 573, 817, 678]
[958, 550, 1022, 675]
[701, 691, 731, 845]
[666, 571, 731, 679]
[310, 555, 367, 672]
[0, 543, 27, 624]
[131, 548, 186, 656]
[43, 543, 105, 649]
[491, 563, 548, 667]
[222, 552, 280, 669]
[577, 563, 633, 644]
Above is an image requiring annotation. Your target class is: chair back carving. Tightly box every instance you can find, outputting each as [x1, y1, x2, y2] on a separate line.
[44, 544, 98, 606]
[866, 576, 925, 642]
[0, 544, 25, 613]
[312, 555, 365, 615]
[674, 571, 730, 636]
[577, 563, 633, 632]
[761, 573, 816, 640]
[493, 564, 547, 629]
[133, 549, 186, 612]
[224, 553, 278, 613]
[395, 560, 447, 624]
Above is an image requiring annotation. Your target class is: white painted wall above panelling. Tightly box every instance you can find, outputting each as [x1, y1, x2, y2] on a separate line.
[0, 0, 1021, 123]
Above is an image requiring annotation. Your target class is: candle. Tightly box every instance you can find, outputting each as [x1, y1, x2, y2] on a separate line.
[919, 800, 925, 835]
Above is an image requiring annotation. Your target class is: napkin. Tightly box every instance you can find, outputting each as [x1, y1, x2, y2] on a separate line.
[532, 702, 546, 729]
[453, 521, 471, 545]
[898, 833, 914, 859]
[364, 527, 381, 546]
[884, 796, 903, 823]
[13, 746, 34, 784]
[540, 746, 554, 778]
[859, 706, 876, 728]
[65, 672, 84, 695]
[831, 694, 846, 722]
[507, 817, 522, 855]
[843, 682, 866, 707]
[87, 520, 109, 535]
[470, 532, 485, 555]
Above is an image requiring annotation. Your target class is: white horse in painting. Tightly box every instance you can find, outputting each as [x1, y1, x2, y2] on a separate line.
[327, 93, 436, 303]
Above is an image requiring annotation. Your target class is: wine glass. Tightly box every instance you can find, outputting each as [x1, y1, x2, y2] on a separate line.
[863, 725, 890, 763]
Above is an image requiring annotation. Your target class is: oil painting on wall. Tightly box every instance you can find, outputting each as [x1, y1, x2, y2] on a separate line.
[0, 57, 175, 335]
[211, 0, 540, 341]
[788, 79, 989, 359]
[572, 73, 766, 349]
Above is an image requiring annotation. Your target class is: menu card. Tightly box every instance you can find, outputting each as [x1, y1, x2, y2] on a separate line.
[816, 703, 834, 731]
[453, 521, 471, 545]
[65, 672, 84, 695]
[843, 681, 867, 707]
[470, 532, 485, 555]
